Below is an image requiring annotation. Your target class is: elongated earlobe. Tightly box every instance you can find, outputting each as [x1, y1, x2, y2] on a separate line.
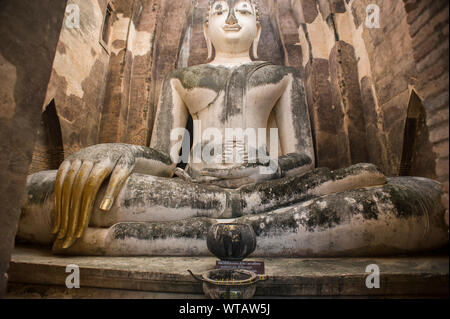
[204, 22, 213, 61]
[252, 22, 262, 59]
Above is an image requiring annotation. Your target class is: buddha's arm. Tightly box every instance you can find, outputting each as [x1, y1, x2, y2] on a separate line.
[52, 72, 188, 250]
[274, 69, 315, 176]
[150, 71, 189, 165]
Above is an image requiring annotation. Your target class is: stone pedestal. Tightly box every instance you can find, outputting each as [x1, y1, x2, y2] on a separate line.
[6, 245, 449, 298]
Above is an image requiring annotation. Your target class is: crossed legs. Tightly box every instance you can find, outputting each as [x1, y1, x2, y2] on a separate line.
[18, 164, 447, 256]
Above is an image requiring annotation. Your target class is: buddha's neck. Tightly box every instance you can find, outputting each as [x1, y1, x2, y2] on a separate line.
[210, 51, 252, 67]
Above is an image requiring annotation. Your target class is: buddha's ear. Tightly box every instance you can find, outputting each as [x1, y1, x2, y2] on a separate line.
[252, 22, 262, 60]
[204, 22, 213, 61]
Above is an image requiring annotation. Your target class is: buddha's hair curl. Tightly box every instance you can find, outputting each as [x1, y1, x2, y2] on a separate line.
[205, 0, 260, 24]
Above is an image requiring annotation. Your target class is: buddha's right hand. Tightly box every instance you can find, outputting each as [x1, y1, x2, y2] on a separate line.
[51, 143, 173, 249]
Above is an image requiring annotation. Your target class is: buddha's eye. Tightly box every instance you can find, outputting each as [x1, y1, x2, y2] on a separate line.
[235, 2, 253, 15]
[238, 10, 251, 15]
[213, 2, 228, 15]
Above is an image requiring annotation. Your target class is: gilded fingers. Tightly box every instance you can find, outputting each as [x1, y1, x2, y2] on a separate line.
[52, 160, 71, 235]
[100, 165, 131, 212]
[62, 161, 94, 249]
[57, 159, 82, 239]
[75, 164, 113, 239]
[51, 144, 140, 251]
[54, 160, 113, 249]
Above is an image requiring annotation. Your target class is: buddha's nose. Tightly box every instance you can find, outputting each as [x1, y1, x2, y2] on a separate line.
[225, 9, 238, 25]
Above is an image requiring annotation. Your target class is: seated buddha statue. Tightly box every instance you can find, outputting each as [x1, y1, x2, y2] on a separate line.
[17, 0, 448, 257]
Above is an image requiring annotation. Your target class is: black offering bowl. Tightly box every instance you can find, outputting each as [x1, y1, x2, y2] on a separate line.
[206, 223, 257, 261]
[187, 222, 261, 299]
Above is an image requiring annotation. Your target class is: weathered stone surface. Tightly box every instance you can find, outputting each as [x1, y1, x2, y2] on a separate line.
[99, 0, 136, 144]
[29, 101, 65, 174]
[6, 283, 205, 299]
[184, 1, 209, 67]
[44, 0, 327, 253]
[359, 76, 389, 171]
[293, 1, 412, 172]
[148, 0, 192, 135]
[291, 0, 319, 24]
[349, 0, 420, 176]
[99, 0, 163, 146]
[19, 164, 384, 242]
[382, 90, 411, 172]
[19, 0, 445, 193]
[277, 0, 304, 68]
[329, 41, 369, 165]
[7, 246, 450, 297]
[256, 0, 286, 65]
[125, 1, 161, 146]
[243, 176, 448, 257]
[18, 166, 447, 258]
[304, 58, 351, 169]
[42, 0, 112, 158]
[102, 176, 446, 257]
[17, 0, 447, 202]
[0, 0, 68, 298]
[402, 92, 438, 179]
[1, 1, 449, 299]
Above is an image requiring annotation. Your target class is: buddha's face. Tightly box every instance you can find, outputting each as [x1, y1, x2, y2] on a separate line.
[206, 0, 260, 55]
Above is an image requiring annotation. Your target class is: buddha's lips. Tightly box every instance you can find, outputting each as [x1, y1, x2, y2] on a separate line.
[223, 24, 242, 31]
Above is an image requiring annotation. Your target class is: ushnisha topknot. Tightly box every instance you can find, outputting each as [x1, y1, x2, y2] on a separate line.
[206, 0, 260, 24]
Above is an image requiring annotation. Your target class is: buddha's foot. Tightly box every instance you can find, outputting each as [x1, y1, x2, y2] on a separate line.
[52, 176, 448, 257]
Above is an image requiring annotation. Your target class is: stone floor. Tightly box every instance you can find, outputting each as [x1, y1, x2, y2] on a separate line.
[6, 245, 449, 299]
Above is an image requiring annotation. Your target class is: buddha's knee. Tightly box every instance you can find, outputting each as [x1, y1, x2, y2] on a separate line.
[247, 176, 448, 257]
[18, 170, 57, 245]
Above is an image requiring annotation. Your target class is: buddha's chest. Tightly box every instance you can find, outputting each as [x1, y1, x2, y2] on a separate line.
[174, 66, 288, 124]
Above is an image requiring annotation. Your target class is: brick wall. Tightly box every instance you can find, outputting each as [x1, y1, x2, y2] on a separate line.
[351, 0, 421, 175]
[289, 0, 443, 179]
[403, 0, 449, 223]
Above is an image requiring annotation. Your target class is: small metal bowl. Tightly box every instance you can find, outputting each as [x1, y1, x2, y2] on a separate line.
[188, 269, 263, 299]
[206, 223, 257, 261]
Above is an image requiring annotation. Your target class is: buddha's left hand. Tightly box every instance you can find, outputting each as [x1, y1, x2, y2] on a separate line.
[200, 160, 282, 189]
[200, 153, 314, 188]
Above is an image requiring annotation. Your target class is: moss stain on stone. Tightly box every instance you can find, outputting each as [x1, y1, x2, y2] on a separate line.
[112, 217, 215, 240]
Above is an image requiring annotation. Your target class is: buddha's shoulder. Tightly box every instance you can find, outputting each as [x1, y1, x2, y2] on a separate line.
[167, 64, 228, 79]
[243, 62, 301, 88]
[166, 64, 229, 90]
[164, 62, 302, 89]
[250, 62, 301, 81]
